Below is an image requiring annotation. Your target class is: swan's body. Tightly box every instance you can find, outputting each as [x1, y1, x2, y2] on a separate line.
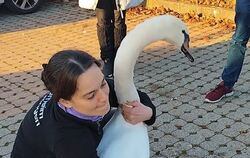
[97, 111, 149, 157]
[97, 15, 191, 158]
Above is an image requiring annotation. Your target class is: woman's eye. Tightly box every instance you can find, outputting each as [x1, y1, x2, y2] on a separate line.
[87, 93, 95, 100]
[101, 81, 107, 87]
[87, 81, 106, 100]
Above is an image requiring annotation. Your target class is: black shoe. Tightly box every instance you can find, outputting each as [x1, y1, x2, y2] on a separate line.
[103, 59, 114, 79]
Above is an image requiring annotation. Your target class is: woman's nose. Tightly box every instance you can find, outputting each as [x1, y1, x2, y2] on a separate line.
[97, 89, 108, 103]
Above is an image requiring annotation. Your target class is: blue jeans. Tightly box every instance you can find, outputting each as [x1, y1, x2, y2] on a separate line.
[96, 0, 127, 61]
[222, 12, 250, 88]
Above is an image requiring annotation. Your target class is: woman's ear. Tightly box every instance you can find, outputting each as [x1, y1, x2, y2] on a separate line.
[59, 98, 73, 108]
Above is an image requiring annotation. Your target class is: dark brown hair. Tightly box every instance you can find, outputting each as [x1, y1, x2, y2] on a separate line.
[41, 50, 101, 102]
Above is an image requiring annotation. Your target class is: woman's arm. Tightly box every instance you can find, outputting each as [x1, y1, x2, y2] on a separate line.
[107, 78, 156, 125]
[138, 91, 156, 125]
[122, 91, 156, 125]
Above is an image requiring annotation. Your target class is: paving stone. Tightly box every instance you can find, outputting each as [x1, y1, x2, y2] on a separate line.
[187, 147, 209, 158]
[231, 98, 248, 106]
[241, 117, 250, 125]
[168, 108, 185, 117]
[0, 142, 13, 157]
[0, 108, 23, 121]
[182, 123, 201, 134]
[197, 129, 214, 138]
[227, 141, 246, 151]
[232, 154, 250, 158]
[188, 99, 204, 107]
[200, 140, 220, 151]
[1, 1, 250, 157]
[214, 146, 237, 158]
[156, 104, 174, 114]
[0, 113, 25, 127]
[172, 88, 190, 96]
[149, 150, 156, 157]
[222, 122, 250, 138]
[171, 129, 189, 139]
[175, 94, 194, 103]
[213, 103, 239, 115]
[240, 147, 250, 157]
[180, 113, 199, 123]
[160, 135, 179, 147]
[4, 91, 33, 102]
[198, 103, 218, 112]
[160, 147, 180, 158]
[184, 134, 205, 145]
[158, 123, 177, 134]
[226, 111, 246, 121]
[174, 141, 193, 151]
[0, 134, 16, 146]
[180, 108, 207, 123]
[208, 117, 235, 133]
[0, 129, 11, 138]
[206, 156, 221, 158]
[2, 154, 10, 158]
[155, 113, 175, 127]
[0, 105, 14, 115]
[171, 119, 187, 127]
[193, 118, 211, 127]
[236, 132, 250, 145]
[151, 141, 168, 152]
[149, 130, 165, 140]
[210, 134, 231, 145]
[7, 122, 21, 132]
[203, 112, 222, 122]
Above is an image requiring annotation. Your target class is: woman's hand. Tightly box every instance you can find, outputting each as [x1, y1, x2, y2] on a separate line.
[121, 101, 153, 125]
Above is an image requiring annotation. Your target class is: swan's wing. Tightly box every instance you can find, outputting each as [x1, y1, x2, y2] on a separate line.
[97, 111, 149, 158]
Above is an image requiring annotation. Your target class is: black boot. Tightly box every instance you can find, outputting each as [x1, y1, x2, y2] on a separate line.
[103, 58, 114, 79]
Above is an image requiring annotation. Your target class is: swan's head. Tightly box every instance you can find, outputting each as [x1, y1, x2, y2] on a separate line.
[161, 16, 194, 62]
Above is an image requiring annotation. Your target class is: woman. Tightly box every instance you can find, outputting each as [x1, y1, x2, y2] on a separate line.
[11, 50, 156, 158]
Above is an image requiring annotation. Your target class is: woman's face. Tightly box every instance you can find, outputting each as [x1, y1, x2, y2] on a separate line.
[61, 64, 110, 116]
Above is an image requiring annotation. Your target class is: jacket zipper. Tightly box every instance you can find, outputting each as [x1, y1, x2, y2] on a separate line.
[97, 121, 102, 135]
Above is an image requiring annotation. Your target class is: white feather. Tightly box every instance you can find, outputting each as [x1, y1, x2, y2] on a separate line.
[97, 110, 149, 157]
[97, 15, 188, 158]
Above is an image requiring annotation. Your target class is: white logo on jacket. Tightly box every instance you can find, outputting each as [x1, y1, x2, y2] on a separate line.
[33, 93, 52, 126]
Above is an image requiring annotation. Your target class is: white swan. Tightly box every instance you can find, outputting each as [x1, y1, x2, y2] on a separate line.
[97, 15, 194, 158]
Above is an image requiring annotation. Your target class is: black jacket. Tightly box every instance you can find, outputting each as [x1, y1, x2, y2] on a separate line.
[11, 79, 156, 158]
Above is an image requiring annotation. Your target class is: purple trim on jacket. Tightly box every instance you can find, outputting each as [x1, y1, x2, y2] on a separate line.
[58, 103, 103, 122]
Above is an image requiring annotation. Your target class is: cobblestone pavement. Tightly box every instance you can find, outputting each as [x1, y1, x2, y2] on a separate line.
[1, 1, 250, 158]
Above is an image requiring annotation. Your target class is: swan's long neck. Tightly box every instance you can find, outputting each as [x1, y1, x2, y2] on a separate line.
[128, 16, 185, 50]
[114, 16, 186, 104]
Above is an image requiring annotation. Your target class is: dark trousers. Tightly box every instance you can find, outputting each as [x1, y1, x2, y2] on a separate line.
[222, 12, 250, 88]
[96, 0, 127, 61]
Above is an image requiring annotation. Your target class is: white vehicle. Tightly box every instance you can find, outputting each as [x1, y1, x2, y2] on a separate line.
[0, 0, 45, 14]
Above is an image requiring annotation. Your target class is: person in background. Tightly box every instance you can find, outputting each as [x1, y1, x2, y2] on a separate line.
[79, 0, 143, 78]
[11, 50, 156, 158]
[205, 0, 250, 103]
[96, 0, 127, 78]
